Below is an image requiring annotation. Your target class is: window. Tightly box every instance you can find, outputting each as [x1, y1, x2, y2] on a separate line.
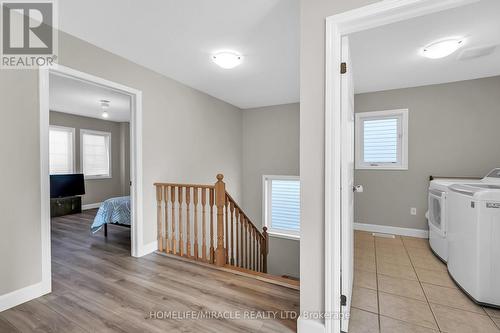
[49, 126, 75, 174]
[355, 109, 408, 170]
[81, 129, 111, 179]
[263, 175, 300, 240]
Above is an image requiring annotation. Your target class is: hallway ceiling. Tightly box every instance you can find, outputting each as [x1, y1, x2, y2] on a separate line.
[58, 0, 299, 109]
[350, 0, 500, 94]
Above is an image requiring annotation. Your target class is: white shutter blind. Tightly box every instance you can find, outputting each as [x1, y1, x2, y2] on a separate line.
[270, 179, 300, 233]
[363, 118, 398, 163]
[82, 132, 111, 177]
[49, 127, 74, 174]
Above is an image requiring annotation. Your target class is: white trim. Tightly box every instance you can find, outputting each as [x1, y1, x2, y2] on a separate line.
[48, 125, 76, 174]
[80, 128, 112, 179]
[354, 222, 429, 239]
[82, 202, 102, 210]
[138, 240, 157, 257]
[268, 231, 300, 241]
[324, 1, 476, 332]
[355, 109, 409, 170]
[0, 282, 50, 313]
[32, 64, 145, 313]
[298, 316, 325, 333]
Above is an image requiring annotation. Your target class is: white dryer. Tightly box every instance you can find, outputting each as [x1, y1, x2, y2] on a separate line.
[448, 169, 500, 307]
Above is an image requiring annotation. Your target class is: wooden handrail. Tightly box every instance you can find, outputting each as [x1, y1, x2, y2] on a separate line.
[154, 174, 269, 273]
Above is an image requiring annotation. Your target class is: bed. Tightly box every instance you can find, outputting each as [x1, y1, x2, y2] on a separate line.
[91, 196, 131, 236]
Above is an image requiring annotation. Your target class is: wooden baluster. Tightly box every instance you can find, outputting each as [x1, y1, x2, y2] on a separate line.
[224, 196, 229, 264]
[209, 187, 215, 264]
[262, 227, 269, 273]
[163, 186, 169, 253]
[178, 186, 184, 257]
[215, 174, 226, 266]
[235, 207, 240, 267]
[193, 187, 199, 260]
[186, 187, 191, 258]
[250, 227, 254, 270]
[246, 219, 250, 269]
[170, 186, 176, 254]
[201, 188, 207, 261]
[253, 228, 256, 271]
[156, 185, 163, 251]
[230, 202, 235, 266]
[240, 212, 244, 268]
[257, 235, 261, 272]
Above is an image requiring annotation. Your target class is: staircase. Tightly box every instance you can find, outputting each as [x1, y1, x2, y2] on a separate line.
[154, 174, 269, 274]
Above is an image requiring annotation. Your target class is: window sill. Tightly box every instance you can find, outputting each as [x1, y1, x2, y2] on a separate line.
[84, 175, 112, 180]
[356, 165, 408, 171]
[267, 230, 300, 241]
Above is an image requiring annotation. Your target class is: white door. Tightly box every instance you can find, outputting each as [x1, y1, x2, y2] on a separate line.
[340, 35, 355, 332]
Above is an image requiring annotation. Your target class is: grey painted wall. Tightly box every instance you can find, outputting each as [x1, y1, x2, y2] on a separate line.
[242, 103, 300, 278]
[0, 30, 243, 296]
[354, 76, 500, 230]
[300, 0, 378, 318]
[49, 111, 130, 205]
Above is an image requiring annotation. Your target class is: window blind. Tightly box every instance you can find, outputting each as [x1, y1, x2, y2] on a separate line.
[270, 179, 300, 233]
[82, 132, 110, 177]
[49, 127, 74, 174]
[363, 118, 398, 163]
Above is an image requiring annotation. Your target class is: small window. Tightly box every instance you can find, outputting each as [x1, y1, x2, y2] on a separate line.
[263, 175, 300, 240]
[49, 126, 75, 175]
[81, 129, 111, 179]
[355, 109, 408, 170]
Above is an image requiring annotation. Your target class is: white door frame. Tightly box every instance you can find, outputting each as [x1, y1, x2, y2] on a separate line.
[324, 0, 478, 332]
[39, 64, 144, 292]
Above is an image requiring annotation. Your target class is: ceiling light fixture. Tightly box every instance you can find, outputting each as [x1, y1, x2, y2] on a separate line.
[421, 38, 464, 59]
[100, 99, 110, 118]
[212, 51, 243, 69]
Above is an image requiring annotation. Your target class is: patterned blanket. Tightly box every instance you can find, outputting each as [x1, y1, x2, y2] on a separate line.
[91, 196, 131, 233]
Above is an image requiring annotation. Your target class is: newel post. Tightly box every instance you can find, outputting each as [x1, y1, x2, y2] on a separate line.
[215, 174, 226, 266]
[262, 227, 269, 273]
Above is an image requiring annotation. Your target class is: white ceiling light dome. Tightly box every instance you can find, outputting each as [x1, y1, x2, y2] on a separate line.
[421, 38, 464, 59]
[212, 51, 243, 69]
[100, 99, 110, 118]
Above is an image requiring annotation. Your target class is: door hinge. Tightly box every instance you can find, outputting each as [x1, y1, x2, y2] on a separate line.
[341, 294, 347, 306]
[340, 62, 347, 74]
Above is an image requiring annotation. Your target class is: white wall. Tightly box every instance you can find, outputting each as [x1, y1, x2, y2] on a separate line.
[0, 30, 243, 299]
[242, 103, 300, 278]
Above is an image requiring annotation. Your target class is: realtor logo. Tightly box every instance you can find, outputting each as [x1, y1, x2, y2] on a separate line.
[1, 0, 58, 68]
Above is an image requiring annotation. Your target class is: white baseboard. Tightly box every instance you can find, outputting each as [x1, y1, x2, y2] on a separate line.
[0, 281, 50, 313]
[298, 316, 325, 333]
[82, 202, 102, 210]
[137, 240, 158, 257]
[354, 222, 429, 238]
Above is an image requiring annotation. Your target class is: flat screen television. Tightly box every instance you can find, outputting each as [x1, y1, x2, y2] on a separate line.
[50, 174, 86, 198]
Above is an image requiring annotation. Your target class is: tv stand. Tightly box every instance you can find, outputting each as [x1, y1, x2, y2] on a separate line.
[50, 196, 82, 218]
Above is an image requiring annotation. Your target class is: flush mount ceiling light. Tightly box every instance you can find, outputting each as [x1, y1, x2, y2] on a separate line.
[100, 99, 110, 118]
[212, 51, 243, 69]
[421, 38, 464, 59]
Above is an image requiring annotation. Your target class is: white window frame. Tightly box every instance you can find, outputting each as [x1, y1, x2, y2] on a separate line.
[355, 109, 409, 170]
[49, 125, 75, 175]
[262, 175, 300, 241]
[80, 129, 112, 179]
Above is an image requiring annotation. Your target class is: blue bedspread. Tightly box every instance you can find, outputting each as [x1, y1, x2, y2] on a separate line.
[91, 196, 131, 233]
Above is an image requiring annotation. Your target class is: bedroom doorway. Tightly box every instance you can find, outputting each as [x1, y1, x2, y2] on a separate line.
[39, 65, 143, 292]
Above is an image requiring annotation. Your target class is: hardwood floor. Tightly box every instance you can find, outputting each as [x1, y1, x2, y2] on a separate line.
[0, 210, 299, 333]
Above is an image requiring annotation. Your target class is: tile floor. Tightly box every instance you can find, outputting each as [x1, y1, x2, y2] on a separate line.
[349, 231, 500, 333]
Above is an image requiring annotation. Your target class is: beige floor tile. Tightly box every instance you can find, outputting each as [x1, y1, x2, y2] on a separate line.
[354, 269, 377, 290]
[415, 267, 456, 288]
[380, 315, 439, 333]
[485, 307, 500, 319]
[355, 249, 376, 261]
[406, 246, 434, 258]
[491, 316, 500, 330]
[352, 287, 378, 313]
[356, 241, 376, 251]
[377, 252, 412, 267]
[410, 255, 447, 272]
[402, 237, 430, 249]
[378, 275, 426, 301]
[431, 303, 500, 333]
[375, 236, 403, 246]
[422, 283, 485, 314]
[377, 261, 418, 281]
[349, 307, 380, 333]
[378, 292, 438, 330]
[355, 256, 377, 273]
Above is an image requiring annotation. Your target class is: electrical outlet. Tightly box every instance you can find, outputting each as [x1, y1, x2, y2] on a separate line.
[410, 207, 417, 216]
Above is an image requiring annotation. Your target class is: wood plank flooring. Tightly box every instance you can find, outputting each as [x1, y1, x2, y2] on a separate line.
[0, 210, 299, 333]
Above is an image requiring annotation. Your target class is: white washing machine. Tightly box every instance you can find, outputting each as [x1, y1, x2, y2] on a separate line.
[428, 178, 480, 262]
[448, 169, 500, 307]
